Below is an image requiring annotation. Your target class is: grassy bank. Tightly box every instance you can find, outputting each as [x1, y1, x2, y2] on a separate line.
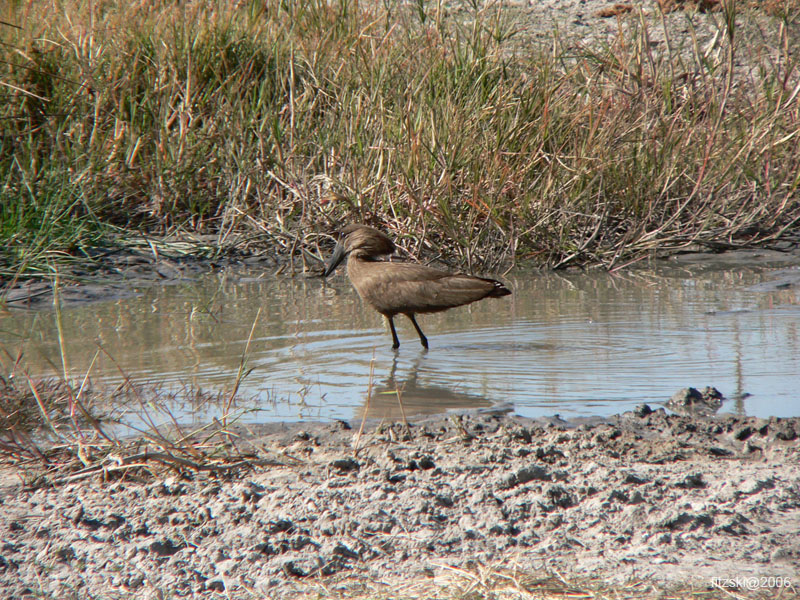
[2, 0, 799, 279]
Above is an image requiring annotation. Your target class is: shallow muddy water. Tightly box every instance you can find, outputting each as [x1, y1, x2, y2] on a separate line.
[2, 258, 799, 428]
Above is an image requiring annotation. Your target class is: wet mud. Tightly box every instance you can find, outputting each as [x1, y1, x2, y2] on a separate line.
[5, 243, 800, 312]
[1, 250, 281, 310]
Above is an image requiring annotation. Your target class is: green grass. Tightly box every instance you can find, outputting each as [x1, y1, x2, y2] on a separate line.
[1, 0, 799, 279]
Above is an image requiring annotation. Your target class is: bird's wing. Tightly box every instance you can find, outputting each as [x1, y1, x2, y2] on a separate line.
[358, 263, 503, 314]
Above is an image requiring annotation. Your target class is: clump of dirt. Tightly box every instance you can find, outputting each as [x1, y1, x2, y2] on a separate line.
[1, 409, 798, 598]
[667, 386, 726, 416]
[595, 3, 635, 18]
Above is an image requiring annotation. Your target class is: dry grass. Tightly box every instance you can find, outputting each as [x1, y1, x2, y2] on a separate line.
[1, 0, 799, 279]
[656, 0, 800, 16]
[655, 0, 722, 13]
[281, 561, 792, 599]
[0, 279, 276, 488]
[426, 563, 789, 599]
[0, 368, 278, 487]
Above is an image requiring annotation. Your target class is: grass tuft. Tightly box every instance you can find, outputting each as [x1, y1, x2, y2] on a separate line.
[2, 0, 799, 277]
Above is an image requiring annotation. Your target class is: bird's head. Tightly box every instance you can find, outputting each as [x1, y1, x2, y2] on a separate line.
[322, 225, 396, 277]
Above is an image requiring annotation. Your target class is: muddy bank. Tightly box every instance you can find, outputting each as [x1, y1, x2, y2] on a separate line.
[1, 408, 798, 598]
[4, 239, 800, 311]
[1, 247, 283, 310]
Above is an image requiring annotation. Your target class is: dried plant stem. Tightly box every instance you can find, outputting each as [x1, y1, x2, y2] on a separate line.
[354, 354, 375, 456]
[225, 307, 262, 426]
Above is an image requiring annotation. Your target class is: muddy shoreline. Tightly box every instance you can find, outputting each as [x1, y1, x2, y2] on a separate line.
[1, 408, 798, 598]
[4, 237, 800, 312]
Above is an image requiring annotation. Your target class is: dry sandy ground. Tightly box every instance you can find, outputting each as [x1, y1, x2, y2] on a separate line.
[1, 408, 798, 598]
[449, 0, 797, 74]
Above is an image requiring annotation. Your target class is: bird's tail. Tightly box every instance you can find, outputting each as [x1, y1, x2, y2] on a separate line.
[485, 279, 511, 297]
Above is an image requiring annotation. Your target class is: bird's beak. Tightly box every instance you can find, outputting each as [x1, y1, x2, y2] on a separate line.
[322, 242, 346, 277]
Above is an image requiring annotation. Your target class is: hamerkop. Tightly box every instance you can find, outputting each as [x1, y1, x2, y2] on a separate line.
[322, 224, 511, 349]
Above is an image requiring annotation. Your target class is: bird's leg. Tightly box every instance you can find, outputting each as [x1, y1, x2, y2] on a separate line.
[407, 314, 429, 349]
[387, 315, 401, 349]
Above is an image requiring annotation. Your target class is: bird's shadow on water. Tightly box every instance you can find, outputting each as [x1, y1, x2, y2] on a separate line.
[359, 351, 496, 419]
[361, 337, 564, 419]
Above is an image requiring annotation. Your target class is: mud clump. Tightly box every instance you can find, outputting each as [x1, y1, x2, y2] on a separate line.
[667, 386, 725, 416]
[1, 410, 798, 598]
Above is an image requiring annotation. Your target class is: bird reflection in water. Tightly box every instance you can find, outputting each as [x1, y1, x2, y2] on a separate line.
[354, 354, 493, 420]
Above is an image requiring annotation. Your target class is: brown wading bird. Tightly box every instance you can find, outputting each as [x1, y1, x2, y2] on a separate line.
[322, 224, 511, 349]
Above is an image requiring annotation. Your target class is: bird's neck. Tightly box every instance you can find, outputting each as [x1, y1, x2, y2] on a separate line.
[347, 251, 384, 282]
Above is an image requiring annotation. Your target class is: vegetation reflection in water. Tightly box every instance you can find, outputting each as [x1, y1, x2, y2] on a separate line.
[2, 264, 799, 428]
